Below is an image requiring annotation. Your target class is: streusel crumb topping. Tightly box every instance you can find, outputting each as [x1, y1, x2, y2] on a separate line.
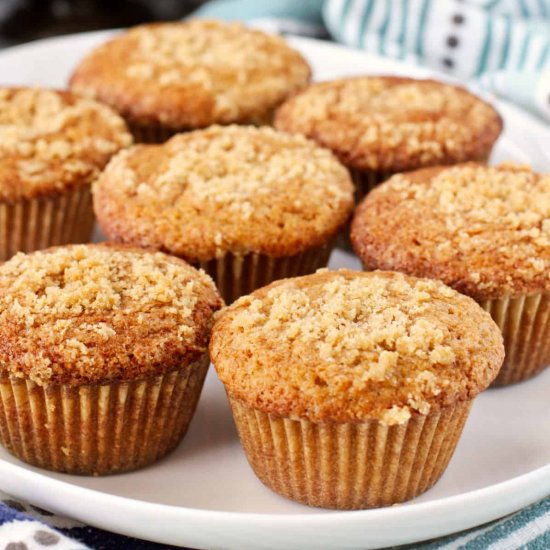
[0, 244, 222, 385]
[70, 20, 311, 128]
[275, 77, 502, 172]
[93, 125, 354, 261]
[0, 88, 132, 200]
[352, 163, 550, 299]
[210, 270, 503, 424]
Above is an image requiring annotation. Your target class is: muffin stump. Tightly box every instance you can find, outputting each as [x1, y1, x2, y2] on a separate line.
[93, 125, 354, 303]
[0, 87, 132, 261]
[69, 20, 311, 142]
[211, 270, 504, 509]
[275, 76, 502, 201]
[351, 163, 550, 386]
[0, 244, 222, 475]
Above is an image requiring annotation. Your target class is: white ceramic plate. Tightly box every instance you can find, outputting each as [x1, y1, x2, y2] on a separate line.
[0, 31, 548, 550]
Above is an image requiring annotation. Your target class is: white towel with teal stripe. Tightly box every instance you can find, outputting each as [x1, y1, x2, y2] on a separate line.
[324, 0, 550, 121]
[196, 0, 550, 122]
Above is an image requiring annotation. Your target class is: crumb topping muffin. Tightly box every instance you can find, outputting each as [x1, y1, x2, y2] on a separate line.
[275, 76, 502, 172]
[94, 125, 354, 262]
[352, 163, 550, 300]
[211, 269, 503, 425]
[0, 87, 132, 201]
[69, 20, 311, 130]
[0, 244, 222, 385]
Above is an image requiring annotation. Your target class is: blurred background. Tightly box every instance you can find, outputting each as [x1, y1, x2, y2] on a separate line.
[0, 0, 206, 47]
[0, 0, 548, 125]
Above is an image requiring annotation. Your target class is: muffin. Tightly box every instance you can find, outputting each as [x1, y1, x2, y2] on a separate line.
[210, 269, 504, 509]
[69, 19, 311, 142]
[0, 244, 222, 475]
[275, 76, 502, 199]
[0, 87, 132, 261]
[352, 163, 550, 386]
[93, 125, 354, 303]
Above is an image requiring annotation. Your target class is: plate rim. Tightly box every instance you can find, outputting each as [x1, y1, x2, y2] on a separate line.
[1, 456, 549, 523]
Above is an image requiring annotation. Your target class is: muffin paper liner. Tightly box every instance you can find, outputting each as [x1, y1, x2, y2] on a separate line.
[480, 293, 550, 385]
[255, 108, 276, 127]
[349, 151, 493, 204]
[127, 122, 179, 144]
[0, 186, 94, 262]
[228, 396, 472, 509]
[334, 170, 394, 251]
[0, 354, 209, 475]
[129, 110, 276, 144]
[196, 244, 333, 304]
[349, 169, 394, 202]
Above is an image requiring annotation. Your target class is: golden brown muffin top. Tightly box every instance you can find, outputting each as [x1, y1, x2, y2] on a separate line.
[352, 163, 550, 300]
[211, 270, 503, 424]
[93, 125, 354, 262]
[0, 244, 222, 386]
[0, 87, 132, 201]
[275, 76, 502, 172]
[69, 20, 311, 129]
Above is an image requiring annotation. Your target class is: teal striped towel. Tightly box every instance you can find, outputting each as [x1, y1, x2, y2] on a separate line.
[399, 498, 550, 549]
[197, 0, 550, 122]
[324, 0, 550, 121]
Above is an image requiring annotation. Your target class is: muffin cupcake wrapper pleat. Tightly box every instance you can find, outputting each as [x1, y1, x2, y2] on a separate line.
[337, 171, 392, 251]
[0, 354, 209, 475]
[480, 293, 550, 385]
[0, 186, 95, 262]
[128, 110, 278, 144]
[127, 122, 179, 144]
[349, 170, 394, 202]
[196, 245, 333, 304]
[349, 151, 493, 204]
[228, 396, 472, 509]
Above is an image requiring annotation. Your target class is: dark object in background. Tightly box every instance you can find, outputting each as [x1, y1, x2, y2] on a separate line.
[0, 0, 206, 47]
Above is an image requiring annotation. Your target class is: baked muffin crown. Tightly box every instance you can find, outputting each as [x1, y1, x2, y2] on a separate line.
[351, 163, 550, 300]
[0, 87, 132, 201]
[93, 125, 354, 262]
[69, 20, 311, 129]
[275, 76, 502, 172]
[210, 269, 503, 424]
[0, 244, 222, 386]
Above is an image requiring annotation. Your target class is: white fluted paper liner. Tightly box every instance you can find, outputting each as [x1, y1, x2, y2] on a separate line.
[0, 186, 94, 261]
[196, 244, 333, 304]
[480, 293, 550, 385]
[228, 396, 472, 509]
[0, 354, 209, 475]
